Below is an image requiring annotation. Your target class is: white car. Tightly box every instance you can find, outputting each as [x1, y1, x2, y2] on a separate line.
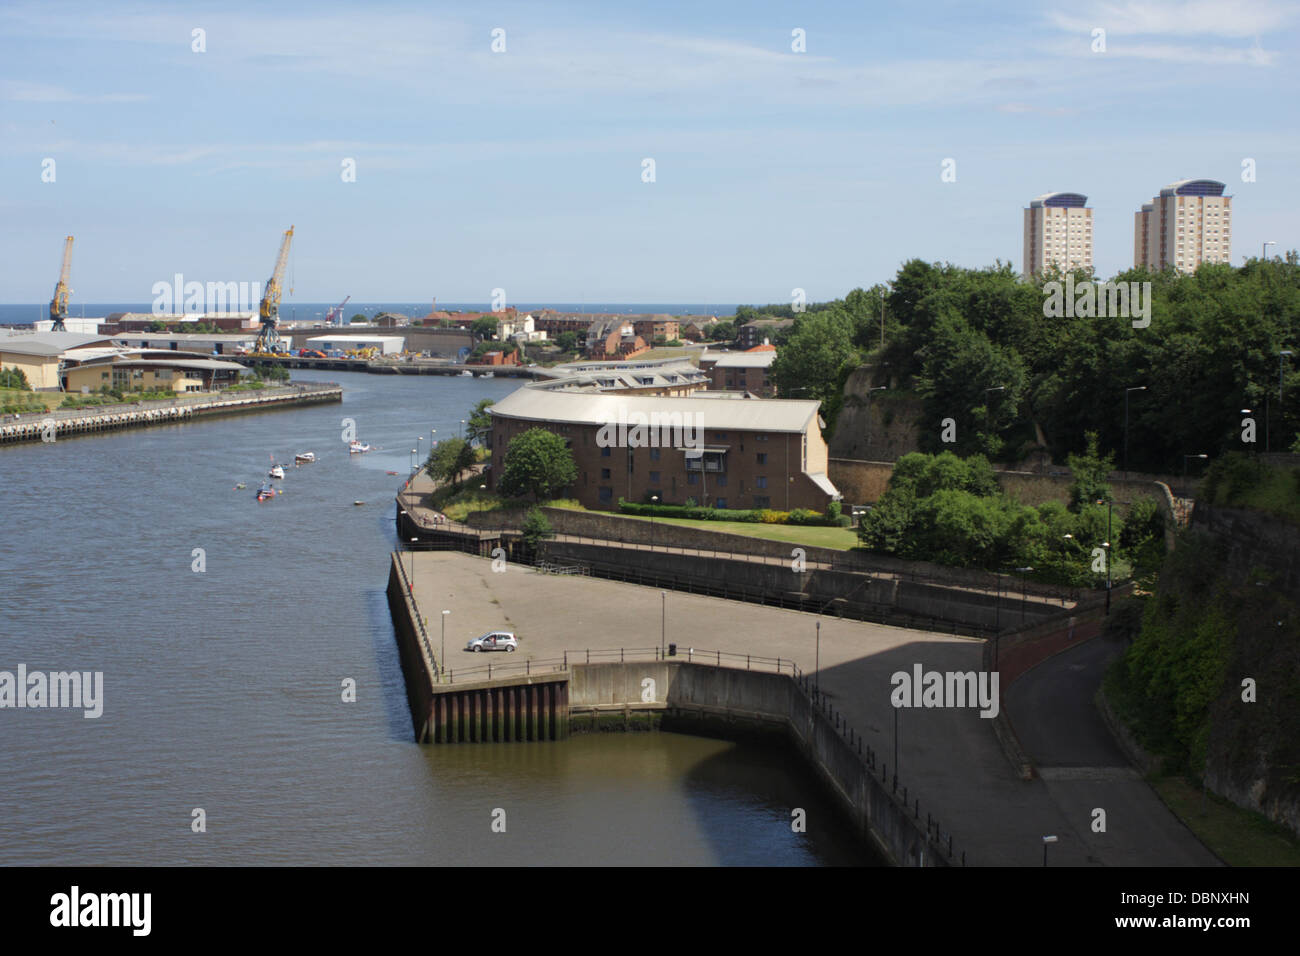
[465, 631, 518, 653]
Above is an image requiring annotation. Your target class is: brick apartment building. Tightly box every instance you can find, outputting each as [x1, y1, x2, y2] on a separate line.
[487, 386, 839, 511]
[736, 318, 793, 349]
[697, 347, 776, 396]
[585, 317, 648, 359]
[632, 316, 680, 342]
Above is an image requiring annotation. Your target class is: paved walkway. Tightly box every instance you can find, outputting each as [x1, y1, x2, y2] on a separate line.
[403, 549, 1216, 867]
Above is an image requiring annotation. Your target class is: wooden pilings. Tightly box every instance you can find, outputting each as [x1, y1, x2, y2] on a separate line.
[426, 677, 569, 744]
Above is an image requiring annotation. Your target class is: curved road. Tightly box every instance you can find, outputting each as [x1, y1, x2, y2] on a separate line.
[1006, 633, 1221, 866]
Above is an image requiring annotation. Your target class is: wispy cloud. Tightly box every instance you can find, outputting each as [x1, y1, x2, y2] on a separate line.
[1, 81, 150, 103]
[1048, 0, 1299, 39]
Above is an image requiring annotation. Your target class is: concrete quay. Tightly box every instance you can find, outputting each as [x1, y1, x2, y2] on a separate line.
[394, 548, 1219, 867]
[0, 382, 341, 445]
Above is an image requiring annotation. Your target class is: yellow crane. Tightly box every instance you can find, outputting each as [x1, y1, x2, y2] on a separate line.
[252, 225, 294, 354]
[49, 235, 74, 332]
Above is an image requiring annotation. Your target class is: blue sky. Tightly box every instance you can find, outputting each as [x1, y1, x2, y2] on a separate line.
[2, 0, 1298, 304]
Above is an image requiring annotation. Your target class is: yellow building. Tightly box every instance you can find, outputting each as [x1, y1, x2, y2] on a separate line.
[0, 331, 116, 390]
[62, 353, 246, 393]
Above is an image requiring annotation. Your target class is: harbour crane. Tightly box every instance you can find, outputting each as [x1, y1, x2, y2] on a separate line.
[252, 225, 294, 354]
[49, 236, 74, 332]
[325, 294, 351, 326]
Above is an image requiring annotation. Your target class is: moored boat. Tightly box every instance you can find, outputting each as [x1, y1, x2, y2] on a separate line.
[256, 482, 276, 502]
[269, 464, 286, 480]
[294, 452, 316, 463]
[348, 440, 371, 455]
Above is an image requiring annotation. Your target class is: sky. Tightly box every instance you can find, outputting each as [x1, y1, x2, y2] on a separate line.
[2, 0, 1298, 305]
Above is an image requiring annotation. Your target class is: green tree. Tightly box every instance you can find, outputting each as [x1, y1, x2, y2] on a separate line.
[521, 507, 555, 552]
[556, 331, 578, 351]
[769, 308, 856, 407]
[349, 313, 367, 323]
[0, 366, 31, 390]
[427, 436, 476, 488]
[498, 428, 577, 500]
[1067, 431, 1114, 510]
[707, 320, 736, 342]
[466, 398, 496, 446]
[470, 316, 499, 339]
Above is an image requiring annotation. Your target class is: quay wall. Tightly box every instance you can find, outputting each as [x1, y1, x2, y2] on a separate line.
[0, 383, 342, 445]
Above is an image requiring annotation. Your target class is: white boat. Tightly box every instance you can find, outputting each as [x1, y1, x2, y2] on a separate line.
[459, 370, 473, 377]
[294, 452, 316, 463]
[269, 464, 286, 480]
[480, 371, 494, 379]
[349, 440, 371, 455]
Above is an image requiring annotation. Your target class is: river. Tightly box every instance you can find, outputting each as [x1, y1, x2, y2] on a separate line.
[0, 369, 877, 865]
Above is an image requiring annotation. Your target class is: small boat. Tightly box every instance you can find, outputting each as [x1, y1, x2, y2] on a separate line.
[269, 464, 286, 480]
[256, 483, 276, 502]
[480, 371, 494, 379]
[385, 470, 399, 475]
[234, 482, 246, 490]
[294, 452, 316, 464]
[349, 440, 371, 455]
[459, 370, 473, 377]
[353, 500, 365, 506]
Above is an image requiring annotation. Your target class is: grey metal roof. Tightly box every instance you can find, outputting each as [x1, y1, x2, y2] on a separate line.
[712, 352, 776, 369]
[0, 331, 116, 356]
[490, 385, 820, 433]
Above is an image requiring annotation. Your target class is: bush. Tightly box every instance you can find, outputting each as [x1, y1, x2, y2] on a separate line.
[758, 509, 789, 523]
[521, 507, 554, 552]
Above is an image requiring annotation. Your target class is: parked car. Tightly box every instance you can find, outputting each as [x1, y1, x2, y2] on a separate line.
[464, 631, 518, 653]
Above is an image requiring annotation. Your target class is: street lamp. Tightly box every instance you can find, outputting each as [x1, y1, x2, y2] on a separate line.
[1042, 834, 1058, 867]
[815, 619, 821, 700]
[440, 609, 450, 680]
[660, 591, 666, 658]
[459, 419, 466, 440]
[984, 385, 1006, 448]
[1016, 566, 1033, 623]
[1124, 386, 1147, 479]
[1096, 498, 1113, 615]
[650, 495, 659, 548]
[477, 483, 487, 526]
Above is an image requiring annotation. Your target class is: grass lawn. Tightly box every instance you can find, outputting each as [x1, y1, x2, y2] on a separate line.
[620, 513, 861, 550]
[1149, 774, 1300, 866]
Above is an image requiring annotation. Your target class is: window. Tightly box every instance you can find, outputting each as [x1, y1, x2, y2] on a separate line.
[756, 453, 767, 465]
[756, 476, 767, 489]
[753, 496, 771, 508]
[688, 472, 699, 485]
[598, 487, 612, 503]
[601, 468, 611, 480]
[649, 471, 660, 483]
[601, 446, 611, 457]
[649, 447, 660, 461]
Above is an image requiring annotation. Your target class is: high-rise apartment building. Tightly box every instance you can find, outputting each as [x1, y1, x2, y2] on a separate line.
[1133, 179, 1231, 273]
[1023, 192, 1093, 276]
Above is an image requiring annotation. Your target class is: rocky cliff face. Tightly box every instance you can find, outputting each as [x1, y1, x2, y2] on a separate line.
[828, 366, 923, 462]
[1192, 505, 1300, 836]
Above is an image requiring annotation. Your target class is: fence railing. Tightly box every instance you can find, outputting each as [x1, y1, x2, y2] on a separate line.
[432, 644, 963, 864]
[392, 552, 439, 682]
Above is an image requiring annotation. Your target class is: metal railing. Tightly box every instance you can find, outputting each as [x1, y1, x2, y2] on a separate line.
[392, 552, 440, 681]
[431, 643, 964, 864]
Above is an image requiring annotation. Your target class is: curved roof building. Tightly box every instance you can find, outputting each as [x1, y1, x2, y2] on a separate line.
[1136, 179, 1231, 273]
[1024, 192, 1093, 276]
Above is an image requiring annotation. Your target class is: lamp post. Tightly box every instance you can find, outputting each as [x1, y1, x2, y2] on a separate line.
[440, 609, 450, 681]
[1016, 566, 1033, 623]
[660, 591, 666, 658]
[649, 495, 659, 548]
[459, 419, 466, 440]
[1124, 386, 1146, 479]
[417, 435, 423, 470]
[1096, 498, 1113, 614]
[408, 538, 418, 589]
[815, 619, 821, 700]
[1042, 834, 1058, 867]
[984, 385, 1006, 450]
